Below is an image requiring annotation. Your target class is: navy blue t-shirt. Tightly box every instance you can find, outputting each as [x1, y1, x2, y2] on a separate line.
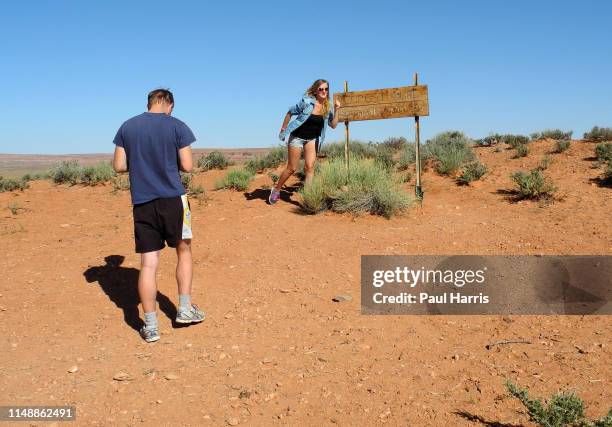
[113, 112, 196, 205]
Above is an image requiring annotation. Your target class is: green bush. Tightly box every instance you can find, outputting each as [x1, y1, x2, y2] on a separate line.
[457, 161, 487, 185]
[0, 177, 29, 192]
[475, 134, 503, 147]
[379, 136, 408, 152]
[511, 169, 556, 200]
[180, 172, 193, 190]
[320, 140, 378, 160]
[299, 157, 412, 218]
[502, 134, 530, 148]
[81, 162, 116, 185]
[603, 162, 612, 184]
[516, 144, 530, 157]
[244, 146, 287, 173]
[50, 160, 82, 184]
[374, 148, 396, 170]
[214, 169, 254, 191]
[595, 142, 612, 164]
[531, 129, 573, 141]
[505, 380, 612, 427]
[537, 155, 553, 171]
[583, 126, 612, 142]
[554, 139, 571, 153]
[197, 151, 234, 171]
[111, 175, 130, 191]
[397, 143, 428, 170]
[425, 131, 475, 175]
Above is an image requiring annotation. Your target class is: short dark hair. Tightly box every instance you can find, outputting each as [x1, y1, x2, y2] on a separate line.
[147, 88, 174, 109]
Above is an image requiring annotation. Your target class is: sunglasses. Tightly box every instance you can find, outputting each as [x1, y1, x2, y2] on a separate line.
[317, 87, 329, 92]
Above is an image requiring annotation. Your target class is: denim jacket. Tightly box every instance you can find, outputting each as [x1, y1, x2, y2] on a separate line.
[279, 95, 334, 146]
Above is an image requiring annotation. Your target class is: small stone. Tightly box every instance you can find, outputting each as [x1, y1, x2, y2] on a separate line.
[113, 371, 133, 381]
[164, 373, 179, 380]
[279, 288, 293, 293]
[68, 366, 79, 373]
[156, 400, 162, 404]
[219, 353, 227, 361]
[226, 417, 239, 426]
[332, 295, 352, 302]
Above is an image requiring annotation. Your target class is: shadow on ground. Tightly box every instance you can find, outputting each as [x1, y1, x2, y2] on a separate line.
[83, 255, 177, 331]
[244, 185, 302, 207]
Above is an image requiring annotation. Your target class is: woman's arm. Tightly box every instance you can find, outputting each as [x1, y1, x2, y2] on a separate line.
[280, 112, 291, 133]
[329, 99, 341, 129]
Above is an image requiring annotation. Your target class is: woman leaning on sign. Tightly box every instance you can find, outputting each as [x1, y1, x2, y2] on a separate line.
[268, 79, 341, 205]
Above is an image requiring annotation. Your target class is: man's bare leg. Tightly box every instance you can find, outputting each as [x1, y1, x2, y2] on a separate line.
[139, 250, 161, 341]
[139, 250, 160, 313]
[175, 239, 205, 323]
[176, 239, 193, 298]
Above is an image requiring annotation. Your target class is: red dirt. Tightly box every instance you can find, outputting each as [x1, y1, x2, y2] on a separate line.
[0, 139, 610, 426]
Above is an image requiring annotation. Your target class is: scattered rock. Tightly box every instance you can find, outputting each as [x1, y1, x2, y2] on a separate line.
[219, 353, 227, 361]
[279, 288, 293, 293]
[332, 295, 352, 302]
[226, 417, 239, 426]
[164, 373, 179, 380]
[113, 371, 133, 381]
[67, 366, 79, 373]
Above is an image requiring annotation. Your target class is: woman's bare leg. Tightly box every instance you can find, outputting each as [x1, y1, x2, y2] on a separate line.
[274, 145, 303, 191]
[302, 140, 316, 185]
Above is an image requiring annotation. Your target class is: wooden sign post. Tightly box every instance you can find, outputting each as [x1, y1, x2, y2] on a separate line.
[333, 76, 429, 199]
[344, 81, 350, 179]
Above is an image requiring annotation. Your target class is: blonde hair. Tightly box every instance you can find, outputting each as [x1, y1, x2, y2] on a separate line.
[306, 79, 330, 116]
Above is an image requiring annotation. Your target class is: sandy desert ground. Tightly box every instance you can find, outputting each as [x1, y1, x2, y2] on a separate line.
[0, 139, 610, 426]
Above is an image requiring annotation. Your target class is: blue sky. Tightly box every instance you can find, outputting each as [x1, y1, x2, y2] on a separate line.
[1, 0, 611, 154]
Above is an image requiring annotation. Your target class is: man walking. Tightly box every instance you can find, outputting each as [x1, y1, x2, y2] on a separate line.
[112, 88, 205, 343]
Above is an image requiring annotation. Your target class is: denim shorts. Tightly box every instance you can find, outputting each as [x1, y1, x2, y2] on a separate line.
[288, 135, 315, 149]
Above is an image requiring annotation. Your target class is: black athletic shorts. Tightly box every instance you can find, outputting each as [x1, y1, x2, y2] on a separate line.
[132, 195, 192, 253]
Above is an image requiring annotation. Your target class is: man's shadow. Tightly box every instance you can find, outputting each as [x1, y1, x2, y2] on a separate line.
[83, 255, 177, 331]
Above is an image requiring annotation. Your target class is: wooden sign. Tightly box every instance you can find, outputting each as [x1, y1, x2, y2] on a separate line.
[334, 85, 429, 122]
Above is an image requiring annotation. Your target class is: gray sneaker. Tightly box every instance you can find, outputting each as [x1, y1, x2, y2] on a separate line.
[139, 326, 160, 343]
[176, 304, 206, 324]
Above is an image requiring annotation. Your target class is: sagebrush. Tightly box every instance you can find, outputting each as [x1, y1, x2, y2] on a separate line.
[198, 151, 234, 171]
[214, 169, 254, 191]
[531, 129, 573, 141]
[299, 157, 412, 218]
[457, 161, 487, 185]
[505, 380, 612, 427]
[244, 147, 287, 173]
[511, 169, 556, 200]
[583, 126, 612, 142]
[425, 131, 475, 175]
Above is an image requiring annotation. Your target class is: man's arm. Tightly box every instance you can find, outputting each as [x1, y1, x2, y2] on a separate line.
[178, 146, 193, 173]
[113, 146, 128, 172]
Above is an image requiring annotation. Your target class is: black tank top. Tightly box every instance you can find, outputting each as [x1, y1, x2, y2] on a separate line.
[290, 114, 324, 140]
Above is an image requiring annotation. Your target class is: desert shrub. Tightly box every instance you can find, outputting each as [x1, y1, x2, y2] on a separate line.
[299, 157, 411, 218]
[379, 136, 408, 152]
[511, 169, 556, 200]
[505, 380, 612, 427]
[214, 169, 254, 191]
[81, 162, 115, 185]
[554, 139, 571, 153]
[424, 131, 475, 175]
[537, 155, 553, 171]
[457, 161, 487, 185]
[244, 146, 287, 173]
[397, 143, 428, 170]
[320, 140, 378, 160]
[188, 184, 205, 196]
[531, 129, 573, 141]
[49, 160, 82, 185]
[197, 151, 234, 171]
[583, 126, 612, 142]
[502, 134, 530, 148]
[111, 175, 130, 191]
[595, 142, 612, 164]
[374, 148, 396, 170]
[30, 172, 50, 180]
[603, 162, 612, 184]
[0, 177, 29, 192]
[475, 134, 503, 147]
[516, 144, 530, 157]
[180, 172, 193, 191]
